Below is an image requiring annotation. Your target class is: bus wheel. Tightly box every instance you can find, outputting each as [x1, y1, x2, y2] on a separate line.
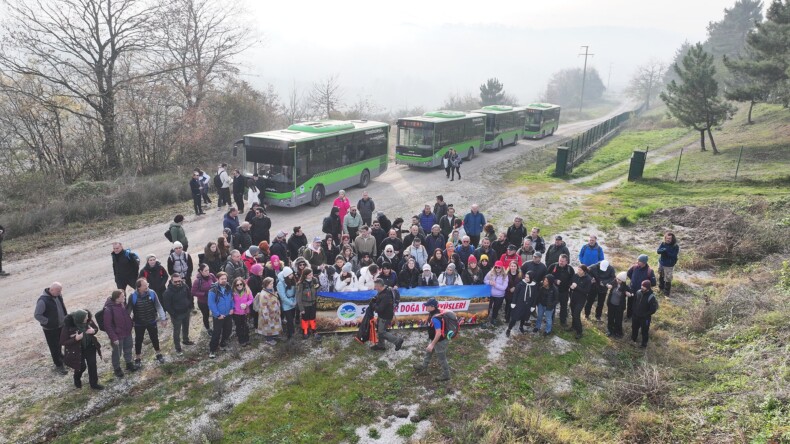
[497, 139, 504, 150]
[359, 169, 370, 188]
[467, 147, 474, 161]
[310, 185, 324, 207]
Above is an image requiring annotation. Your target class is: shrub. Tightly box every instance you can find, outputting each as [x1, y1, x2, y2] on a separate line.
[472, 403, 599, 444]
[620, 410, 673, 443]
[609, 362, 670, 407]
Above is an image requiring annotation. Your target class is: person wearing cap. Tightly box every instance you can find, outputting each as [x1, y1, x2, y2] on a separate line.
[626, 255, 656, 320]
[516, 238, 536, 265]
[607, 272, 630, 338]
[353, 225, 377, 258]
[547, 254, 575, 327]
[370, 279, 405, 351]
[500, 244, 523, 270]
[462, 255, 484, 285]
[302, 237, 326, 272]
[161, 273, 194, 354]
[343, 205, 363, 240]
[438, 205, 458, 238]
[656, 232, 679, 297]
[277, 267, 297, 340]
[139, 254, 169, 300]
[169, 215, 189, 251]
[250, 206, 271, 245]
[587, 260, 616, 321]
[357, 191, 376, 226]
[632, 280, 659, 348]
[286, 227, 307, 262]
[241, 245, 259, 272]
[438, 263, 463, 286]
[521, 252, 547, 287]
[463, 204, 486, 247]
[569, 265, 593, 339]
[528, 227, 546, 255]
[224, 249, 249, 282]
[485, 260, 509, 325]
[534, 274, 559, 336]
[379, 262, 398, 288]
[545, 235, 570, 267]
[578, 235, 605, 267]
[478, 254, 492, 276]
[506, 216, 528, 248]
[60, 309, 103, 390]
[406, 236, 428, 269]
[418, 264, 439, 286]
[413, 298, 451, 381]
[508, 271, 536, 336]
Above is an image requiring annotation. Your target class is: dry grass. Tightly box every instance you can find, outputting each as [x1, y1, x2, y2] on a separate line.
[609, 362, 671, 407]
[471, 403, 603, 444]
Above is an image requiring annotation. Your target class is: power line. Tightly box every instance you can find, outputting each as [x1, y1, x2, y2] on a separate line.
[578, 45, 595, 112]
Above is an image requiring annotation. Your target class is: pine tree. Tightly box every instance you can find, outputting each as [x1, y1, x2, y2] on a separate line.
[479, 78, 506, 106]
[660, 43, 736, 154]
[723, 48, 772, 123]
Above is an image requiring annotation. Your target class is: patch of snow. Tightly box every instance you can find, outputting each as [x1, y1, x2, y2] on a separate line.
[550, 375, 573, 396]
[353, 404, 431, 444]
[486, 329, 511, 362]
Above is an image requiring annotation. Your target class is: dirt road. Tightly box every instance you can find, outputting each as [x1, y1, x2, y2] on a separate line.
[0, 101, 634, 412]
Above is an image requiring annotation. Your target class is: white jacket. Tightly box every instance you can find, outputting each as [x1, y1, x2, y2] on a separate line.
[357, 266, 377, 290]
[334, 273, 359, 292]
[438, 272, 464, 286]
[247, 188, 260, 205]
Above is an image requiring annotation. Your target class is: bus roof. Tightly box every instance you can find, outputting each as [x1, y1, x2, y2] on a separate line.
[472, 105, 527, 114]
[526, 103, 561, 110]
[398, 110, 485, 124]
[243, 119, 389, 143]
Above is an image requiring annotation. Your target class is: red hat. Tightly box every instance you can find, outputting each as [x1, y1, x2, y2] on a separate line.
[494, 260, 504, 268]
[468, 255, 477, 263]
[641, 280, 652, 289]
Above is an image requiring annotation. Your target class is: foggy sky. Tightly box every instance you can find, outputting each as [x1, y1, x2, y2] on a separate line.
[240, 0, 742, 112]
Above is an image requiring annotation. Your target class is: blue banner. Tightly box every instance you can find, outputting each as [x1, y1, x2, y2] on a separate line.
[317, 284, 492, 301]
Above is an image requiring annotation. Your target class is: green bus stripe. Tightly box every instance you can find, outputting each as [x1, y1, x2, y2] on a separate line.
[264, 157, 384, 199]
[396, 138, 482, 162]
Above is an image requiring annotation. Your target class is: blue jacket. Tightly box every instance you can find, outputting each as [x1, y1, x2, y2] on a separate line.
[207, 283, 233, 317]
[424, 233, 445, 256]
[276, 271, 297, 311]
[223, 213, 240, 234]
[463, 211, 486, 236]
[457, 244, 475, 264]
[419, 212, 437, 235]
[627, 264, 656, 294]
[578, 243, 605, 266]
[657, 242, 679, 267]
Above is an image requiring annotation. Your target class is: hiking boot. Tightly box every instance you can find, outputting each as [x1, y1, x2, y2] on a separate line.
[209, 353, 216, 359]
[206, 329, 213, 337]
[126, 362, 138, 372]
[370, 344, 386, 351]
[155, 354, 165, 364]
[543, 331, 550, 337]
[134, 358, 142, 369]
[183, 340, 195, 346]
[413, 364, 426, 373]
[606, 331, 613, 337]
[640, 343, 647, 349]
[575, 333, 582, 340]
[56, 365, 69, 375]
[74, 377, 82, 389]
[395, 338, 404, 351]
[90, 384, 105, 391]
[176, 349, 184, 355]
[532, 327, 539, 333]
[302, 333, 309, 340]
[595, 317, 602, 322]
[434, 375, 450, 382]
[505, 329, 511, 337]
[114, 367, 124, 378]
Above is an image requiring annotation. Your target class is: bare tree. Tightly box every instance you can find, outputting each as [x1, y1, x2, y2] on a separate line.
[343, 94, 382, 120]
[0, 0, 163, 174]
[627, 60, 667, 108]
[157, 0, 254, 111]
[283, 81, 309, 125]
[442, 92, 481, 111]
[308, 74, 344, 119]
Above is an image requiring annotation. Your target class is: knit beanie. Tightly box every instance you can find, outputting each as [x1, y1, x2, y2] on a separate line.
[641, 280, 652, 289]
[250, 263, 264, 276]
[637, 254, 649, 264]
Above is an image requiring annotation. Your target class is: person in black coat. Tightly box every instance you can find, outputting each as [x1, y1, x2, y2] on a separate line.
[189, 173, 204, 215]
[287, 227, 308, 261]
[521, 252, 548, 287]
[370, 279, 404, 351]
[161, 274, 194, 353]
[60, 309, 103, 390]
[547, 255, 574, 326]
[569, 265, 593, 339]
[398, 258, 420, 289]
[534, 274, 558, 336]
[232, 169, 246, 212]
[507, 272, 536, 336]
[632, 280, 659, 348]
[607, 272, 629, 338]
[586, 260, 616, 321]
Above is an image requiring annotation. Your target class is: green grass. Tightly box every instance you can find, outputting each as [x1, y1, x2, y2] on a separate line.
[561, 100, 620, 124]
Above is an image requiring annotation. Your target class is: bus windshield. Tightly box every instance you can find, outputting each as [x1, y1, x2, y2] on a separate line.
[398, 127, 434, 148]
[526, 112, 541, 126]
[244, 144, 295, 184]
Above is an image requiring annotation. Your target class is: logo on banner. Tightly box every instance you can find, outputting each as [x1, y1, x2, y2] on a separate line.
[337, 303, 360, 320]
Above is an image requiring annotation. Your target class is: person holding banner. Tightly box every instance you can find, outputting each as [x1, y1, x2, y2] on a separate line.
[334, 263, 359, 292]
[485, 261, 509, 326]
[370, 279, 405, 351]
[438, 263, 463, 286]
[461, 255, 484, 285]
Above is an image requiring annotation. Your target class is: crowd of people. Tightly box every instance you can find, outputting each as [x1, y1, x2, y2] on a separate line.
[33, 165, 678, 387]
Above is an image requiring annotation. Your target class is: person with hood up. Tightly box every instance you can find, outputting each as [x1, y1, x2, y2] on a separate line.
[169, 215, 189, 251]
[657, 232, 679, 296]
[34, 282, 69, 374]
[139, 254, 169, 299]
[60, 309, 103, 390]
[534, 274, 559, 336]
[438, 263, 463, 286]
[192, 264, 217, 336]
[335, 263, 359, 291]
[253, 277, 282, 345]
[377, 244, 399, 269]
[626, 254, 656, 320]
[607, 272, 629, 338]
[127, 278, 167, 366]
[231, 277, 253, 347]
[277, 267, 298, 340]
[461, 255, 484, 285]
[632, 280, 659, 348]
[208, 272, 233, 358]
[161, 273, 194, 354]
[478, 254, 493, 276]
[398, 257, 420, 289]
[545, 235, 570, 267]
[507, 271, 536, 336]
[103, 290, 136, 378]
[264, 255, 283, 284]
[412, 298, 451, 382]
[569, 265, 593, 339]
[485, 261, 509, 326]
[418, 264, 439, 286]
[587, 260, 616, 321]
[296, 268, 321, 340]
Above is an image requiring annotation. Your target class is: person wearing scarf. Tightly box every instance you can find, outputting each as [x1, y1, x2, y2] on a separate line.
[507, 272, 536, 336]
[59, 309, 103, 390]
[253, 277, 282, 344]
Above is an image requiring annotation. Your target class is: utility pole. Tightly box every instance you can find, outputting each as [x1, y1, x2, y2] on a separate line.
[578, 45, 594, 112]
[607, 62, 613, 91]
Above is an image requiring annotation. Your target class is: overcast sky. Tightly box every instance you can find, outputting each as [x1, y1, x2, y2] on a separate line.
[241, 0, 743, 111]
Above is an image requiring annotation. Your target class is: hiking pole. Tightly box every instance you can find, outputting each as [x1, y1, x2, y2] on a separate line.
[675, 146, 683, 182]
[734, 145, 744, 180]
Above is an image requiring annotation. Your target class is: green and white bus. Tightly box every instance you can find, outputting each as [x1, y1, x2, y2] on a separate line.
[472, 105, 527, 150]
[524, 103, 561, 139]
[395, 111, 485, 167]
[239, 120, 389, 207]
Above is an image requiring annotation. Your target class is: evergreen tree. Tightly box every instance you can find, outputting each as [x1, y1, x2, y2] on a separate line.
[660, 43, 735, 154]
[705, 0, 764, 56]
[544, 68, 605, 108]
[479, 78, 506, 106]
[723, 48, 772, 123]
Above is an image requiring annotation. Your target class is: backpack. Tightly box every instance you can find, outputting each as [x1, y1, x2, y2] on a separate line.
[297, 245, 307, 258]
[391, 287, 400, 310]
[164, 229, 173, 242]
[213, 173, 223, 189]
[435, 310, 459, 340]
[95, 308, 106, 331]
[322, 216, 332, 234]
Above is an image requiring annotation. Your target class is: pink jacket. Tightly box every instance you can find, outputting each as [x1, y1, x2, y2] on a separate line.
[232, 291, 254, 314]
[333, 197, 351, 225]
